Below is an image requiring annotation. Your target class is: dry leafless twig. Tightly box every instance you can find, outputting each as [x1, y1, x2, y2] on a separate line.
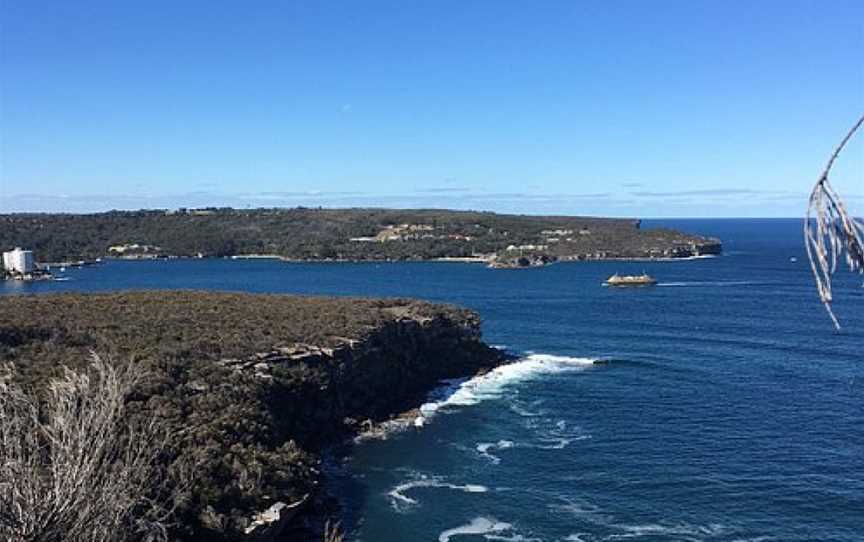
[323, 520, 345, 542]
[804, 114, 864, 329]
[0, 354, 183, 542]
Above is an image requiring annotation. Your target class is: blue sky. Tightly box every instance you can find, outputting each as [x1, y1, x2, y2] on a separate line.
[1, 1, 862, 216]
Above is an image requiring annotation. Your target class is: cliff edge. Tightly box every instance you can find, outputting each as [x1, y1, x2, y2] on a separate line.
[0, 291, 505, 540]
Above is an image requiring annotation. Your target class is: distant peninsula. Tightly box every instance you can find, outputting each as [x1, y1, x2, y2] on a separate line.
[0, 207, 721, 266]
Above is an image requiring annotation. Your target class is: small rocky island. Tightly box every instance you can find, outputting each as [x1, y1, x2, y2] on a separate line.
[0, 208, 721, 265]
[0, 291, 506, 540]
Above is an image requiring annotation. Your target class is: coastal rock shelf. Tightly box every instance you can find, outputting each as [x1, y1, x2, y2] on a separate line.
[0, 291, 505, 541]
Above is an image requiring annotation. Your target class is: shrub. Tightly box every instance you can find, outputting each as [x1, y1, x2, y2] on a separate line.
[0, 354, 183, 542]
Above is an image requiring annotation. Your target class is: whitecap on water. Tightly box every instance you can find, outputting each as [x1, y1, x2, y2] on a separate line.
[552, 496, 732, 541]
[438, 517, 541, 542]
[595, 521, 730, 541]
[551, 496, 611, 528]
[475, 440, 515, 464]
[485, 534, 543, 542]
[523, 418, 592, 452]
[508, 398, 546, 417]
[387, 473, 488, 511]
[475, 428, 590, 464]
[438, 517, 512, 542]
[473, 413, 591, 465]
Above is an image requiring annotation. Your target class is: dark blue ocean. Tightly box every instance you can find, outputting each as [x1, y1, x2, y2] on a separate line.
[4, 219, 863, 541]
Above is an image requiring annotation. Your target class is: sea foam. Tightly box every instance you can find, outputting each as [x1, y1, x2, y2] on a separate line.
[438, 517, 543, 542]
[475, 418, 591, 464]
[553, 496, 732, 540]
[387, 474, 488, 511]
[437, 517, 513, 542]
[475, 440, 515, 464]
[417, 354, 596, 424]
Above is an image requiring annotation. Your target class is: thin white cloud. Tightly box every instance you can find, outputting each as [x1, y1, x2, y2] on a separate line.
[630, 189, 773, 197]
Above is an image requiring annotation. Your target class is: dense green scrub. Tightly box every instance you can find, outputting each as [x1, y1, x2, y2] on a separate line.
[0, 291, 503, 540]
[0, 207, 718, 262]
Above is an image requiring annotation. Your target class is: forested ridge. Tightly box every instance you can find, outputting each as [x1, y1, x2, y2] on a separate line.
[0, 207, 720, 263]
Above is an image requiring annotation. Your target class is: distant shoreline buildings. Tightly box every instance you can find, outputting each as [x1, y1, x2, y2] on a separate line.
[3, 247, 35, 275]
[0, 208, 720, 266]
[2, 247, 54, 281]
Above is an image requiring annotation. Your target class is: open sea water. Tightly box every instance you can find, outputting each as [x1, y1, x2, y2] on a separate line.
[4, 219, 863, 541]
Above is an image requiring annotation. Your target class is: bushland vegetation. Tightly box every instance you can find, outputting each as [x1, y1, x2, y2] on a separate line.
[0, 291, 491, 540]
[0, 207, 714, 262]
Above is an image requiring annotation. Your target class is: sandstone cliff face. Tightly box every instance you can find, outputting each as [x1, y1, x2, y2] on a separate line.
[216, 302, 498, 447]
[0, 292, 504, 541]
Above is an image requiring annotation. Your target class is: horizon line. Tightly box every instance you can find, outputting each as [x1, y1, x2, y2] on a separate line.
[0, 205, 816, 221]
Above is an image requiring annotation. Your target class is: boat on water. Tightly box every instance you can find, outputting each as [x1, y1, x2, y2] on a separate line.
[604, 273, 657, 286]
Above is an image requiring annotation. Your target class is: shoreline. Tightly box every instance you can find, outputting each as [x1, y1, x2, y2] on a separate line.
[3, 254, 721, 284]
[294, 366, 501, 540]
[87, 253, 720, 265]
[309, 350, 604, 540]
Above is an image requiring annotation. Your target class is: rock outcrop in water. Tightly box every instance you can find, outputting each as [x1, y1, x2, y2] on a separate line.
[0, 291, 506, 540]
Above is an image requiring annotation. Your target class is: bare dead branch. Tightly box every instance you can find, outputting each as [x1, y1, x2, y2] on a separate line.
[323, 520, 345, 542]
[0, 354, 182, 542]
[804, 114, 864, 329]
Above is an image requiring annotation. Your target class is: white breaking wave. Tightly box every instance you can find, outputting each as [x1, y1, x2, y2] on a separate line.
[438, 517, 542, 542]
[486, 534, 543, 542]
[476, 440, 515, 464]
[416, 354, 597, 425]
[387, 474, 488, 511]
[438, 517, 513, 542]
[475, 420, 591, 464]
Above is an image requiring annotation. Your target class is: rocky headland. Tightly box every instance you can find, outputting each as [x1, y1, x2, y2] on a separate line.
[0, 291, 506, 540]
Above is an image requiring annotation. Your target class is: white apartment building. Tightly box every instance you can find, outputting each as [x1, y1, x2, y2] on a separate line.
[3, 248, 35, 274]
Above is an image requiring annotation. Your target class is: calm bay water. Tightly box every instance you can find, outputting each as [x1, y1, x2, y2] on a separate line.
[4, 219, 863, 541]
